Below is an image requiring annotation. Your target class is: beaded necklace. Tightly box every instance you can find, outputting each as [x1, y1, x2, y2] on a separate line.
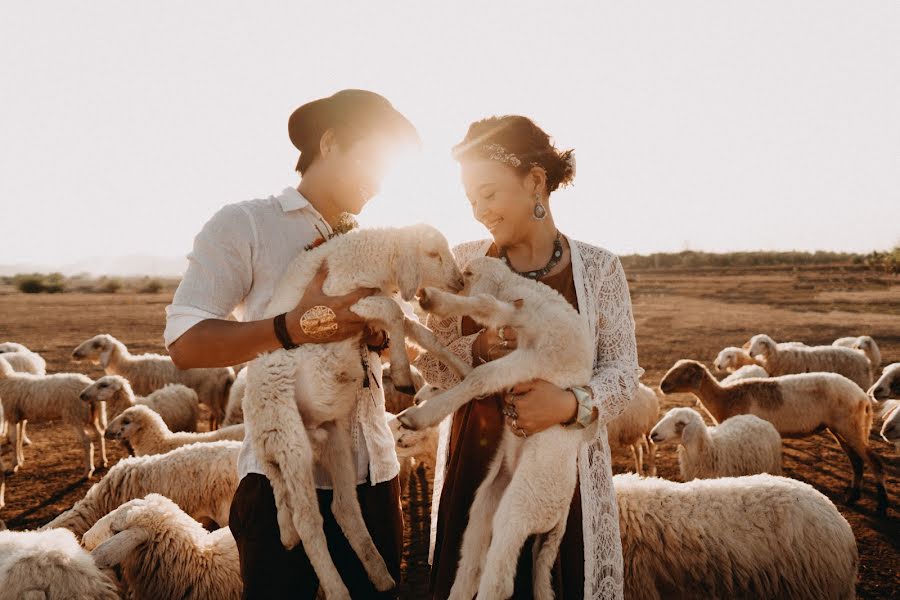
[499, 231, 563, 280]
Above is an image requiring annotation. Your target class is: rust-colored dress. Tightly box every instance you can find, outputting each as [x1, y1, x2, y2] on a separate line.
[430, 245, 585, 600]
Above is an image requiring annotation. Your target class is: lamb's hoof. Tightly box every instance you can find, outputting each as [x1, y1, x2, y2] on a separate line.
[844, 487, 861, 505]
[417, 288, 433, 310]
[395, 384, 416, 397]
[12, 464, 20, 474]
[396, 408, 423, 431]
[22, 438, 33, 446]
[374, 574, 396, 593]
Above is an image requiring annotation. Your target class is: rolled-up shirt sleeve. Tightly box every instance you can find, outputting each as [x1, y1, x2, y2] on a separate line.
[164, 204, 254, 349]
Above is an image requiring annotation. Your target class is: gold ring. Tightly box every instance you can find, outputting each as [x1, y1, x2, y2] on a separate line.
[299, 305, 339, 340]
[498, 326, 508, 341]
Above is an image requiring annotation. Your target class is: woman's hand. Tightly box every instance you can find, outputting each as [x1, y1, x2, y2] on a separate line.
[472, 326, 518, 364]
[286, 263, 377, 344]
[502, 379, 578, 437]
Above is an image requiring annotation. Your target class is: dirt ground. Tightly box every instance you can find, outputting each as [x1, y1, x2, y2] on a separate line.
[0, 264, 897, 598]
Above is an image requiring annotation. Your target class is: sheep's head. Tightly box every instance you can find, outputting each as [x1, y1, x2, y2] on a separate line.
[649, 407, 700, 443]
[714, 347, 748, 373]
[868, 363, 900, 401]
[0, 357, 14, 378]
[455, 256, 511, 298]
[659, 360, 709, 394]
[85, 494, 182, 568]
[80, 375, 127, 403]
[0, 342, 28, 354]
[747, 334, 776, 359]
[395, 225, 463, 301]
[105, 405, 153, 442]
[72, 334, 117, 367]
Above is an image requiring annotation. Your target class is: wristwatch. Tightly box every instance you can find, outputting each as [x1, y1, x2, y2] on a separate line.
[563, 385, 595, 429]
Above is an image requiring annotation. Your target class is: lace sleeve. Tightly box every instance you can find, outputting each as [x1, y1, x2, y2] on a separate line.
[585, 253, 644, 426]
[413, 313, 479, 389]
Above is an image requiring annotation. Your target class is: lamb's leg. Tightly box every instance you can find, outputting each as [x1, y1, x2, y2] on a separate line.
[645, 435, 657, 477]
[532, 508, 571, 600]
[320, 421, 395, 592]
[836, 430, 888, 512]
[351, 296, 417, 394]
[399, 352, 538, 430]
[630, 442, 643, 475]
[447, 453, 510, 600]
[830, 431, 864, 504]
[419, 288, 519, 328]
[76, 425, 95, 479]
[11, 420, 23, 472]
[403, 318, 473, 379]
[20, 420, 31, 446]
[93, 419, 108, 468]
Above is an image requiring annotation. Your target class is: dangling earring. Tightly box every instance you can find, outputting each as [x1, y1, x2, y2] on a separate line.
[532, 193, 547, 220]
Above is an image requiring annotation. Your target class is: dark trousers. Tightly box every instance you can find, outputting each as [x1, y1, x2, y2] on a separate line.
[229, 473, 403, 599]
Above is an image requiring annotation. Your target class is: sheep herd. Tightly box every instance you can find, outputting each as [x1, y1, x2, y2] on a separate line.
[0, 254, 897, 599]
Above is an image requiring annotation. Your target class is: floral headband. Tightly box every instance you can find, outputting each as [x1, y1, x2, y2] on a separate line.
[482, 143, 522, 167]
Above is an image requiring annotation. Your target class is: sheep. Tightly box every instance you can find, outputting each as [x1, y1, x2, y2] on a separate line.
[84, 493, 240, 600]
[43, 440, 241, 537]
[713, 346, 760, 373]
[868, 362, 900, 402]
[0, 396, 5, 510]
[615, 472, 858, 600]
[382, 362, 426, 415]
[607, 383, 659, 476]
[386, 412, 439, 493]
[650, 407, 782, 480]
[245, 224, 469, 598]
[879, 401, 900, 450]
[396, 255, 596, 600]
[720, 364, 768, 384]
[0, 357, 106, 478]
[0, 343, 45, 446]
[107, 404, 244, 456]
[221, 366, 247, 426]
[833, 335, 881, 369]
[80, 374, 199, 433]
[72, 333, 234, 429]
[659, 359, 888, 511]
[0, 528, 120, 600]
[747, 333, 872, 389]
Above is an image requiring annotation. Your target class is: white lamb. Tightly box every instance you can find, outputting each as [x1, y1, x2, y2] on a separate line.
[713, 346, 760, 373]
[747, 333, 872, 389]
[879, 401, 900, 450]
[84, 494, 240, 600]
[0, 357, 106, 478]
[607, 382, 659, 476]
[43, 440, 241, 537]
[0, 528, 120, 600]
[868, 362, 900, 403]
[397, 255, 595, 600]
[649, 407, 782, 480]
[660, 359, 888, 512]
[80, 374, 199, 433]
[107, 404, 244, 456]
[244, 224, 468, 599]
[615, 473, 858, 600]
[869, 363, 900, 450]
[833, 335, 881, 369]
[720, 364, 769, 384]
[221, 366, 247, 426]
[72, 333, 234, 429]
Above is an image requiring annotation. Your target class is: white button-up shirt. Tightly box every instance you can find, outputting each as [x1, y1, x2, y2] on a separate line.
[164, 187, 399, 488]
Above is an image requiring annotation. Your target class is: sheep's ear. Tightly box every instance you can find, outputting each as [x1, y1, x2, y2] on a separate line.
[90, 528, 149, 568]
[395, 244, 420, 302]
[99, 345, 114, 369]
[680, 419, 702, 445]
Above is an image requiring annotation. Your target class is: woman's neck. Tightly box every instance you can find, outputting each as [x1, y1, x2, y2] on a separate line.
[297, 178, 343, 229]
[503, 216, 560, 271]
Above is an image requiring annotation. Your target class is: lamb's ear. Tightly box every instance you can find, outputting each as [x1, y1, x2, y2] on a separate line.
[680, 419, 702, 446]
[512, 299, 525, 310]
[99, 344, 114, 369]
[90, 528, 149, 568]
[395, 241, 420, 302]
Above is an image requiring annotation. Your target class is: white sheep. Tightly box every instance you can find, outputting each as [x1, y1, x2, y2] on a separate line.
[0, 396, 5, 510]
[0, 528, 120, 600]
[868, 362, 900, 402]
[107, 404, 244, 456]
[879, 401, 900, 450]
[238, 224, 470, 599]
[43, 440, 241, 537]
[0, 343, 45, 447]
[0, 357, 106, 478]
[650, 407, 782, 480]
[833, 335, 881, 369]
[386, 412, 438, 493]
[720, 364, 769, 385]
[713, 346, 760, 373]
[382, 362, 426, 415]
[615, 473, 858, 600]
[221, 366, 247, 426]
[80, 374, 199, 433]
[607, 383, 659, 476]
[72, 333, 234, 429]
[396, 255, 595, 600]
[747, 333, 872, 389]
[84, 494, 240, 600]
[660, 359, 888, 512]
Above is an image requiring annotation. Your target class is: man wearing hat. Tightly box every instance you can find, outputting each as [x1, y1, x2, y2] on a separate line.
[165, 90, 419, 598]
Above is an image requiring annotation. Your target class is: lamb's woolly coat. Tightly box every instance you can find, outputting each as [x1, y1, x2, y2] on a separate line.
[0, 528, 120, 600]
[607, 383, 659, 476]
[84, 494, 240, 600]
[720, 364, 769, 385]
[43, 440, 241, 537]
[107, 404, 244, 456]
[72, 333, 234, 428]
[650, 408, 782, 480]
[81, 375, 199, 433]
[615, 473, 858, 600]
[833, 335, 881, 369]
[748, 334, 872, 389]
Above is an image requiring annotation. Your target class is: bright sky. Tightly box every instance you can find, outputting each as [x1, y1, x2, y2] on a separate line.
[1, 2, 898, 270]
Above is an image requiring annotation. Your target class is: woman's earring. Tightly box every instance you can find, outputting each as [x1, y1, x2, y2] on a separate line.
[532, 194, 547, 220]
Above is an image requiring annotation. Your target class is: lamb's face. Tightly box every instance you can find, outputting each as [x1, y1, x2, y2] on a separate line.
[855, 336, 874, 352]
[649, 408, 693, 443]
[459, 256, 506, 297]
[659, 360, 707, 394]
[386, 412, 434, 450]
[72, 334, 113, 363]
[713, 348, 741, 373]
[868, 363, 900, 401]
[80, 376, 123, 403]
[105, 407, 143, 441]
[747, 335, 775, 359]
[416, 228, 464, 293]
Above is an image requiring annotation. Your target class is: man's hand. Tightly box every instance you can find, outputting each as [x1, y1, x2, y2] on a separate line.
[286, 263, 378, 344]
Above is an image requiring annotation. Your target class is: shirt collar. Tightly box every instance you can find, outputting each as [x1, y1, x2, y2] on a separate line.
[277, 187, 311, 212]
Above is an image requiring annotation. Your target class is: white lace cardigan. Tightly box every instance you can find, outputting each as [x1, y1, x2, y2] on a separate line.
[415, 236, 643, 600]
